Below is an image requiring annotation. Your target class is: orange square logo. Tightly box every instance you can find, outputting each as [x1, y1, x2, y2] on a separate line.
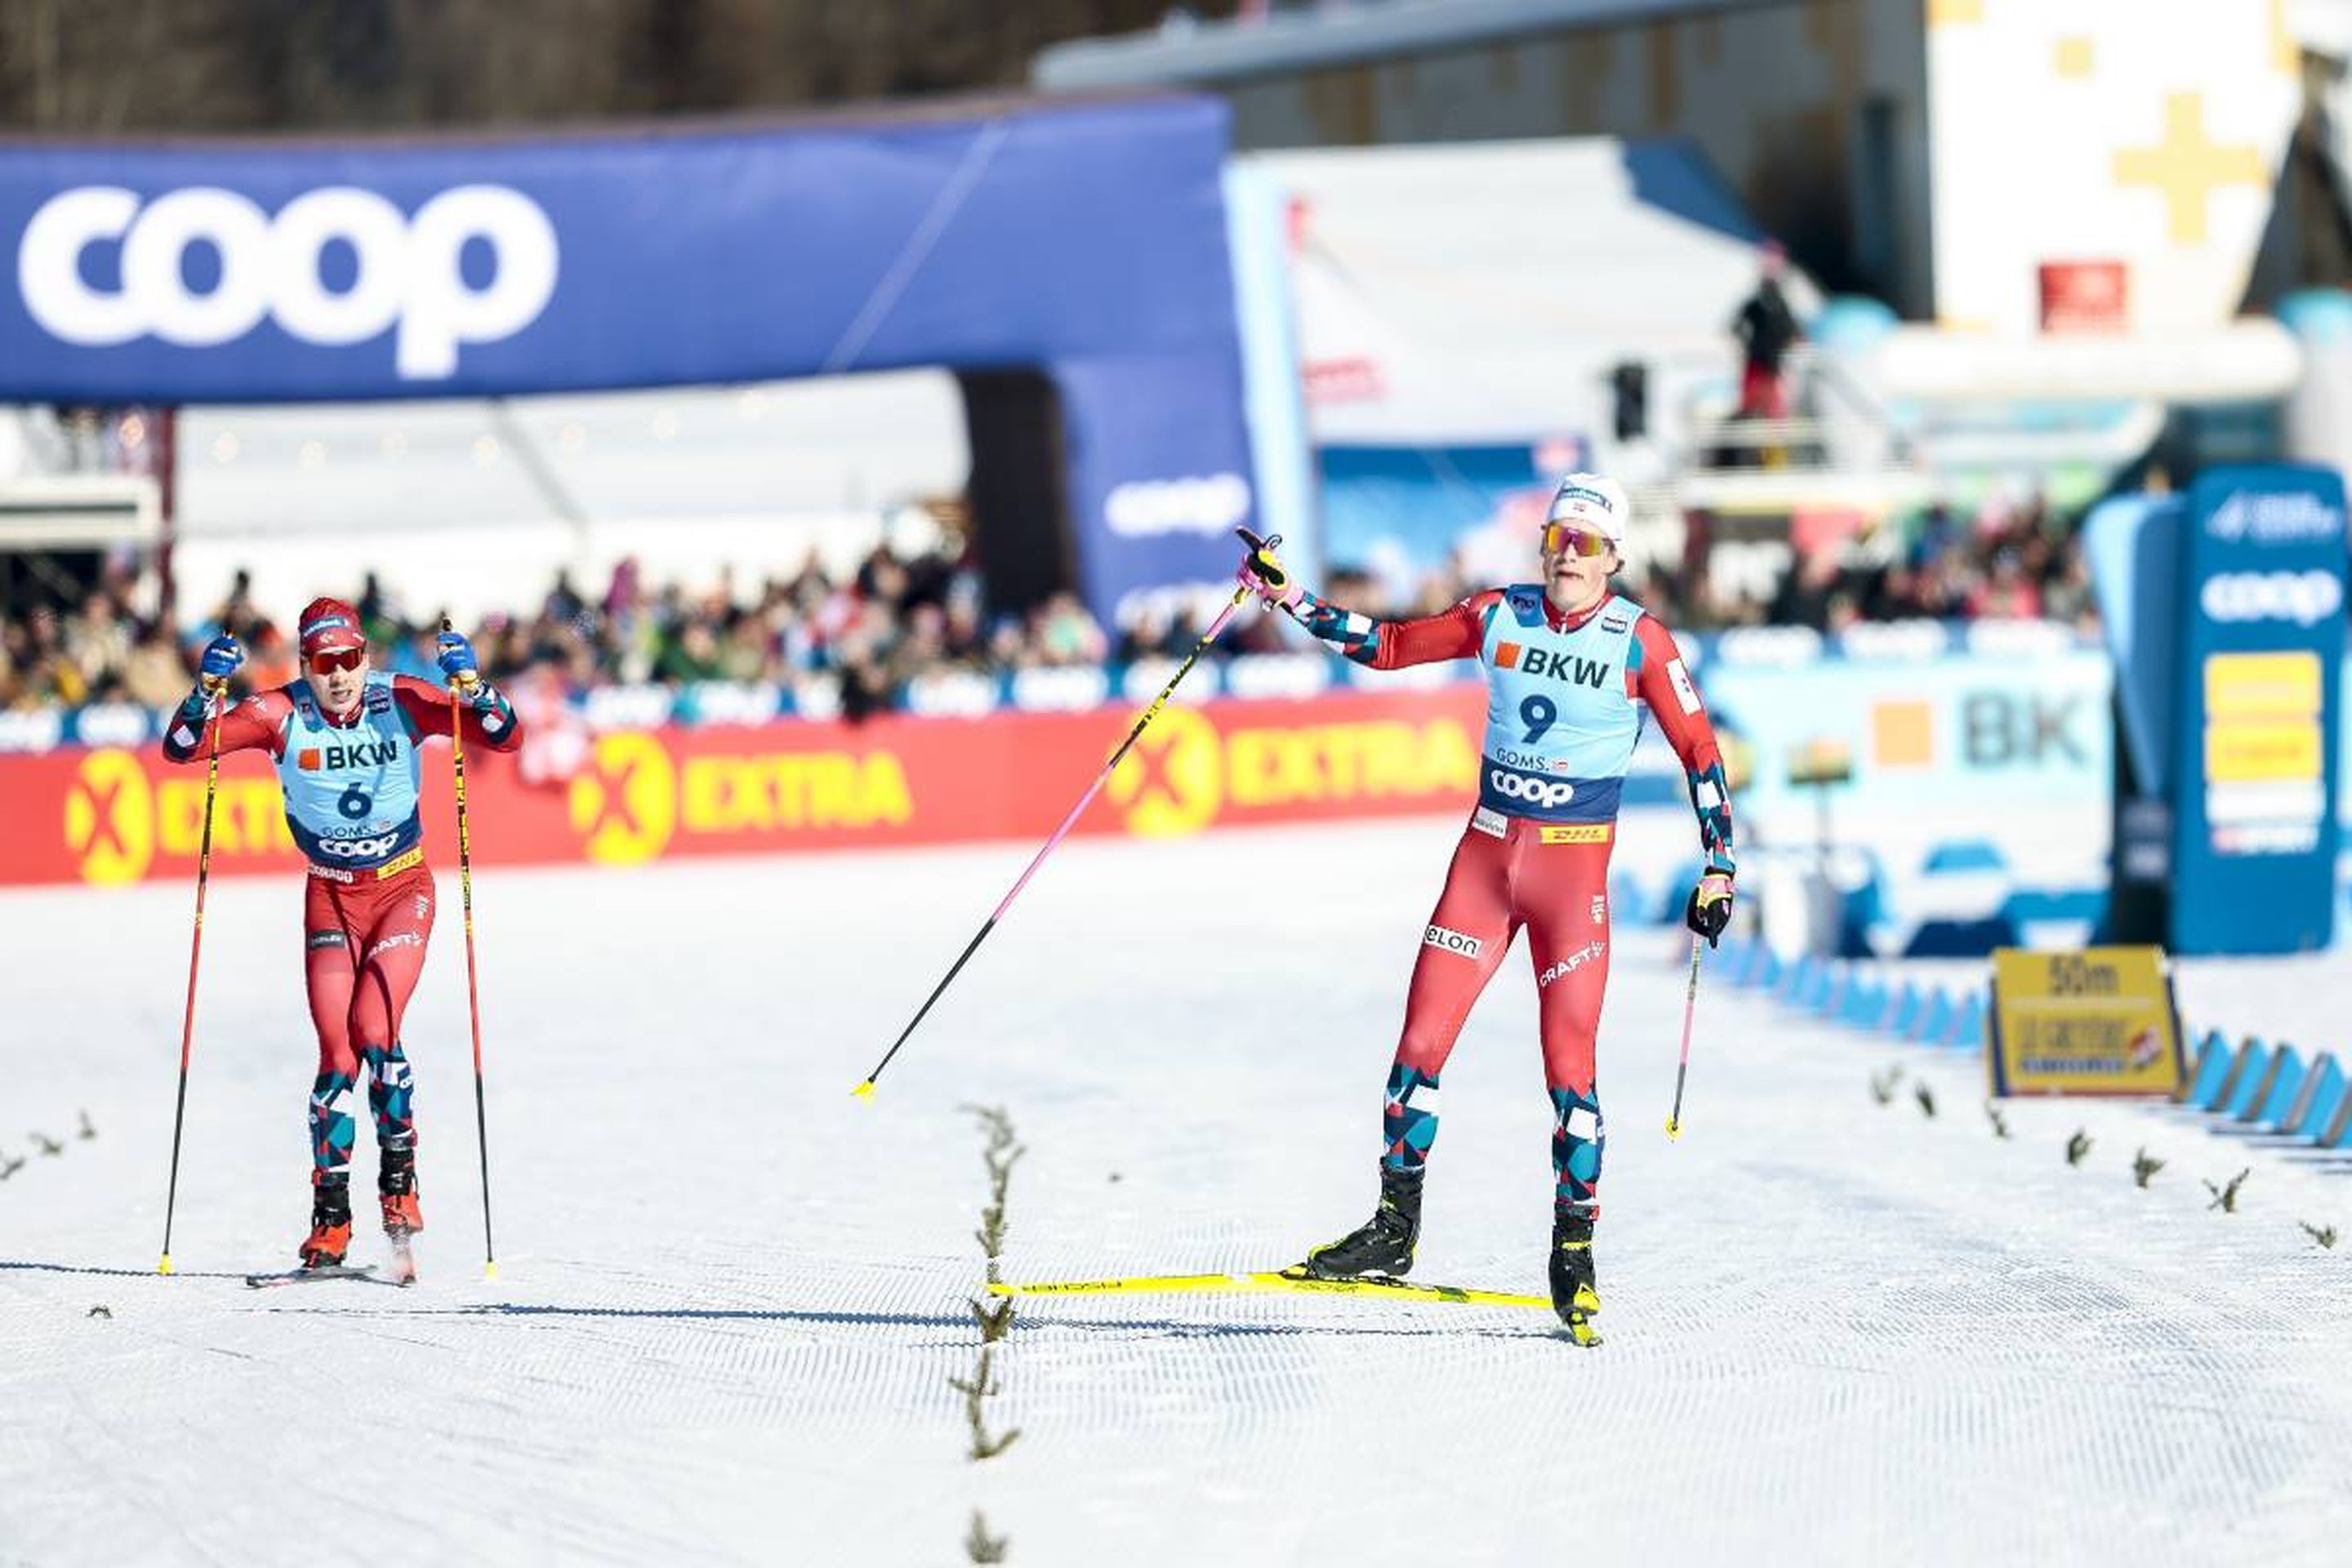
[1494, 642, 1522, 669]
[297, 748, 322, 771]
[1872, 702, 1934, 768]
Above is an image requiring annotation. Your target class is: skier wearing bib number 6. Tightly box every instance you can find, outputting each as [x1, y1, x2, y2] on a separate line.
[1238, 475, 1737, 1343]
[159, 597, 521, 1272]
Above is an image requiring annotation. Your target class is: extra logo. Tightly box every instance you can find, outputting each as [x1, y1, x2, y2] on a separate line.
[1494, 643, 1610, 689]
[568, 731, 678, 865]
[63, 748, 153, 885]
[1487, 767, 1577, 811]
[1423, 923, 1484, 960]
[1106, 703, 1222, 838]
[17, 184, 559, 380]
[2199, 570, 2344, 627]
[1537, 942, 1606, 989]
[62, 746, 294, 883]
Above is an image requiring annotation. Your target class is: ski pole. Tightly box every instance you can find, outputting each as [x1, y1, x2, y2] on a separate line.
[443, 621, 499, 1280]
[158, 680, 227, 1275]
[853, 530, 1276, 1100]
[1664, 934, 1704, 1140]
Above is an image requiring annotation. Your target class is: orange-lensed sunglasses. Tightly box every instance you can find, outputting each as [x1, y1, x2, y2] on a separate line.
[307, 648, 365, 674]
[1539, 522, 1614, 559]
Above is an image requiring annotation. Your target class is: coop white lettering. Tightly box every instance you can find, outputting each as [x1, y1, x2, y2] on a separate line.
[17, 185, 559, 379]
[1104, 473, 1253, 537]
[1487, 768, 1578, 810]
[2198, 570, 2343, 627]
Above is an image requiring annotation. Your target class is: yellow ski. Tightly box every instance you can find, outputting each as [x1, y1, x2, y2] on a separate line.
[987, 1268, 1552, 1311]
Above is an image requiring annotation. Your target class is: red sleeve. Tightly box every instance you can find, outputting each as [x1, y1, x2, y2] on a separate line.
[160, 688, 291, 764]
[1630, 617, 1722, 777]
[392, 674, 523, 753]
[1365, 591, 1495, 670]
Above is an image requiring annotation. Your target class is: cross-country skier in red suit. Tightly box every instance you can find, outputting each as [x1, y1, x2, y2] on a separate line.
[1237, 474, 1737, 1343]
[161, 599, 521, 1270]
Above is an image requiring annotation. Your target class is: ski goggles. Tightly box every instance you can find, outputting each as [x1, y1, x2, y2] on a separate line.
[1539, 523, 1615, 559]
[307, 647, 366, 674]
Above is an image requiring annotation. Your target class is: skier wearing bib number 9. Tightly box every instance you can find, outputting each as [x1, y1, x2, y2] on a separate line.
[159, 597, 521, 1271]
[1238, 474, 1736, 1344]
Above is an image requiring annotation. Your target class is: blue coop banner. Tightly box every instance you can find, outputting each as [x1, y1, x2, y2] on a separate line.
[0, 98, 1258, 623]
[2172, 465, 2348, 955]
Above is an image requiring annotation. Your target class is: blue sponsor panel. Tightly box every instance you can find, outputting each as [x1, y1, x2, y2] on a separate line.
[2172, 466, 2347, 955]
[1699, 648, 2111, 817]
[0, 97, 1258, 626]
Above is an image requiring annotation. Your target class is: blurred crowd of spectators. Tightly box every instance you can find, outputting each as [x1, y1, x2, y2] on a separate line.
[1757, 488, 2096, 635]
[0, 534, 1229, 719]
[0, 488, 2097, 717]
[1609, 485, 2097, 636]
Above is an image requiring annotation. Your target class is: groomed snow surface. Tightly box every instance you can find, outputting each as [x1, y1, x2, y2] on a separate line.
[4, 814, 2349, 1566]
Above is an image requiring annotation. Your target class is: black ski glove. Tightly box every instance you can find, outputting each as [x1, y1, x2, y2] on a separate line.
[1685, 869, 1735, 948]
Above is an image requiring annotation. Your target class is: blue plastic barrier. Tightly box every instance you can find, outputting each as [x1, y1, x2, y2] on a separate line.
[1890, 983, 1922, 1038]
[1950, 992, 1986, 1050]
[1800, 964, 1833, 1013]
[2180, 1031, 2231, 1108]
[2219, 1040, 2276, 1120]
[1917, 988, 1953, 1045]
[2321, 1089, 2352, 1150]
[2283, 1054, 2342, 1138]
[1758, 947, 2349, 1158]
[2247, 1046, 2307, 1127]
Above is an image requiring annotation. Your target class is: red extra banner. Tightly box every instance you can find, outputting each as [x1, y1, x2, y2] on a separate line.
[0, 686, 1490, 888]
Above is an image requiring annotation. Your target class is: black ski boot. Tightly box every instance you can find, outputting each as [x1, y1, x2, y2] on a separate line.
[1550, 1206, 1601, 1347]
[1303, 1165, 1423, 1279]
[300, 1178, 353, 1269]
[378, 1145, 422, 1237]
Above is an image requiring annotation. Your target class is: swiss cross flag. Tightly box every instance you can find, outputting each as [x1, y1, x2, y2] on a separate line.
[297, 748, 322, 771]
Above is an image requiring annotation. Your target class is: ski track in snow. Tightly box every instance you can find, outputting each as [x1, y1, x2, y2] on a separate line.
[2, 815, 2348, 1566]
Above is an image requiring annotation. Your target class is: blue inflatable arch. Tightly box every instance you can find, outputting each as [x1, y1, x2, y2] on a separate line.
[0, 94, 1258, 621]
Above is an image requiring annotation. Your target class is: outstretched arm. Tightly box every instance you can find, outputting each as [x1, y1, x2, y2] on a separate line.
[1629, 617, 1735, 875]
[1239, 540, 1490, 670]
